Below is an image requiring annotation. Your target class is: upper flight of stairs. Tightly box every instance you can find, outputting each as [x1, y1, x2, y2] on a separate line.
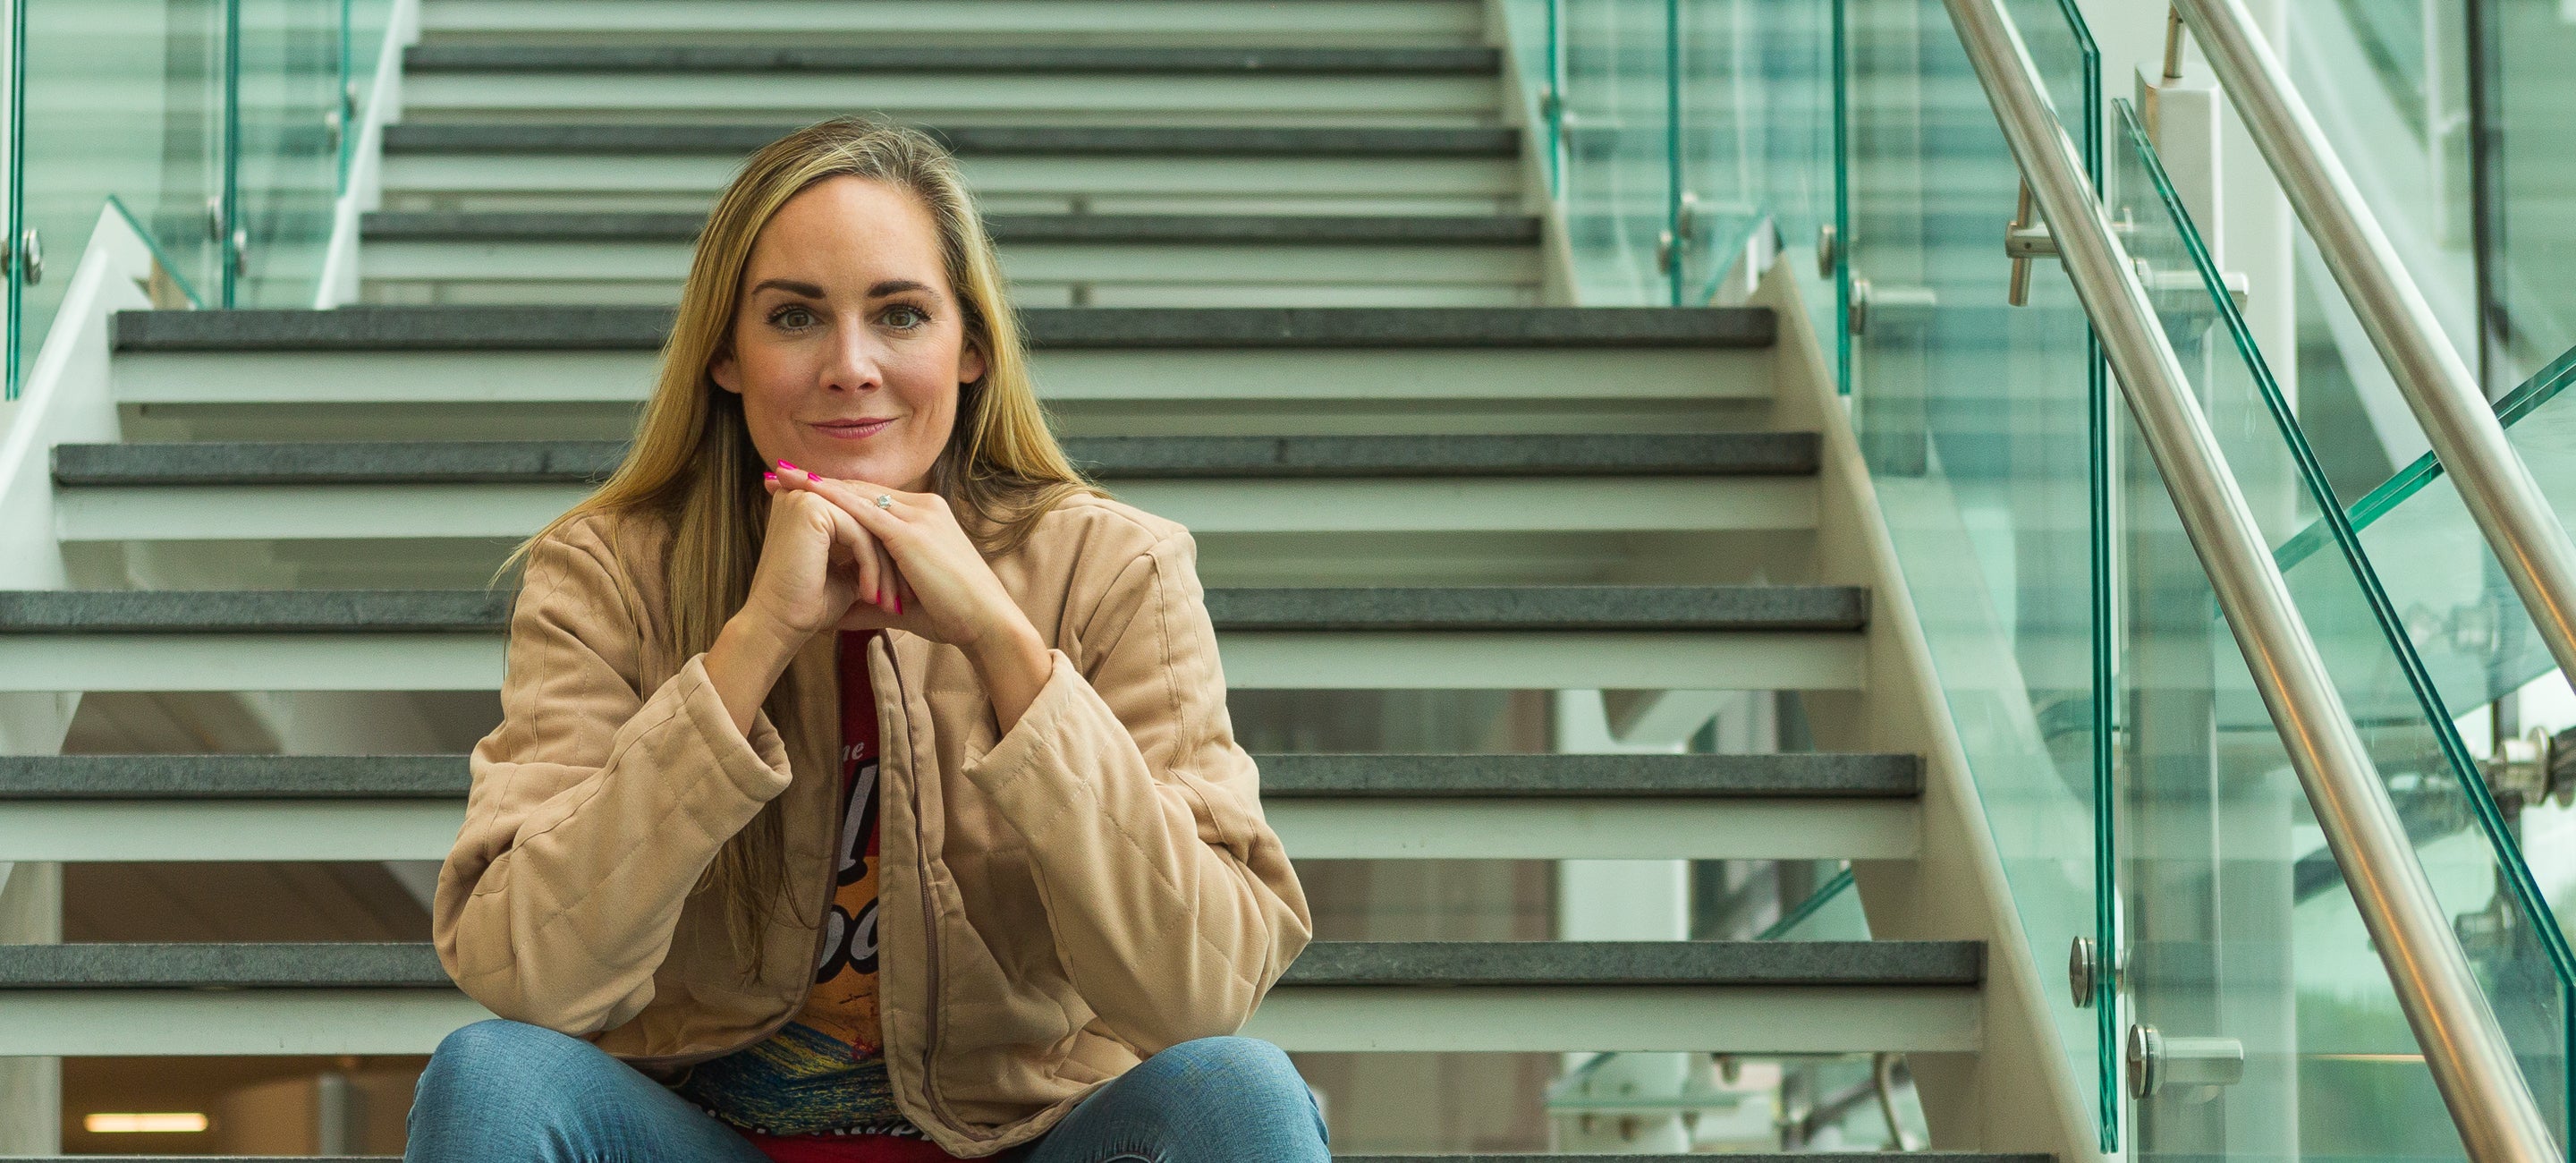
[0, 0, 2057, 1157]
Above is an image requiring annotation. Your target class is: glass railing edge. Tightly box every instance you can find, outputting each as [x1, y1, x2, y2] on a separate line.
[2120, 91, 2576, 1003]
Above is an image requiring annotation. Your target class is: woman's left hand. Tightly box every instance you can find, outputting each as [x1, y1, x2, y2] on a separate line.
[767, 464, 1055, 728]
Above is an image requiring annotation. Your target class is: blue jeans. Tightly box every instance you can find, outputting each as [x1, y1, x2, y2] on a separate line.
[406, 1019, 1330, 1163]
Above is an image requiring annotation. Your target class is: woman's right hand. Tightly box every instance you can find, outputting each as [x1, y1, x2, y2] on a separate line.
[740, 487, 886, 639]
[704, 487, 893, 737]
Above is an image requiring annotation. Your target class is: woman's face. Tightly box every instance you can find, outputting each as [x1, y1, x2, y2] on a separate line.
[713, 174, 986, 494]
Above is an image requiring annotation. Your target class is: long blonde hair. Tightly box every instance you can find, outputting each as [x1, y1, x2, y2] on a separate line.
[496, 116, 1099, 978]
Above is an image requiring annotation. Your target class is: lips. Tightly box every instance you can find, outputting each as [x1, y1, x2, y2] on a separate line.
[811, 418, 894, 440]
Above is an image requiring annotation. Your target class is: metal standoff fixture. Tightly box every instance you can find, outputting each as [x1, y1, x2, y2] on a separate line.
[2173, 0, 2576, 692]
[2126, 1024, 2246, 1100]
[1937, 0, 2563, 1159]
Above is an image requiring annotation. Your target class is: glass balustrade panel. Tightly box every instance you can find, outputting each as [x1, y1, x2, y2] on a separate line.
[8, 0, 226, 390]
[1558, 0, 1672, 303]
[226, 0, 341, 307]
[1838, 0, 2107, 1142]
[2111, 96, 2575, 1162]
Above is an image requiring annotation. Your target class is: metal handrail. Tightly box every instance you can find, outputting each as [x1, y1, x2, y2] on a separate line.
[1935, 1, 2562, 1160]
[2172, 0, 2576, 692]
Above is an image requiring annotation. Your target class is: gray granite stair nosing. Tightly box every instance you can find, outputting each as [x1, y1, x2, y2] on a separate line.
[111, 306, 1775, 352]
[0, 586, 1867, 633]
[54, 433, 1821, 487]
[382, 123, 1520, 158]
[361, 210, 1545, 245]
[0, 940, 1982, 989]
[402, 45, 1504, 76]
[0, 751, 1920, 801]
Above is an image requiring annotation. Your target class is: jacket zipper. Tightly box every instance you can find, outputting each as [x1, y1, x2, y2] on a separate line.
[882, 633, 963, 1134]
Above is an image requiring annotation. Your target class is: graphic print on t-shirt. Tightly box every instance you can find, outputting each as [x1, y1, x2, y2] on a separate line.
[801, 660, 885, 1057]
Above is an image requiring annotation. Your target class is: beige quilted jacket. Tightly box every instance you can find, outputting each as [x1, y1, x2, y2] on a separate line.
[431, 494, 1312, 1157]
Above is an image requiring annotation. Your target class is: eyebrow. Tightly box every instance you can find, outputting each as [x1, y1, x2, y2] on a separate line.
[747, 277, 933, 300]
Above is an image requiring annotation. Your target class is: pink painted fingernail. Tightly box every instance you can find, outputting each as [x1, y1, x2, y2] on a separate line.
[894, 592, 902, 615]
[763, 471, 777, 481]
[777, 460, 801, 472]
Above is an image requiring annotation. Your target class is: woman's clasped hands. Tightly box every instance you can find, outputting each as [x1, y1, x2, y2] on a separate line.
[750, 463, 1055, 726]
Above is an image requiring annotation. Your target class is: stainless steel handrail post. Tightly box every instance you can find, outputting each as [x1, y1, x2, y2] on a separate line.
[2174, 0, 2576, 689]
[1935, 0, 2562, 1159]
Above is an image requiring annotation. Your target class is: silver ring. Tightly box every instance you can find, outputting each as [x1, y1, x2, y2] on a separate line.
[874, 494, 894, 510]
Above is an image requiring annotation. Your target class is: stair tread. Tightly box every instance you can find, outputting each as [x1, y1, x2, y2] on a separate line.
[0, 939, 1982, 989]
[403, 44, 1504, 75]
[0, 586, 1867, 632]
[382, 122, 1521, 157]
[361, 210, 1545, 244]
[113, 306, 1774, 352]
[55, 433, 1820, 485]
[0, 751, 1919, 800]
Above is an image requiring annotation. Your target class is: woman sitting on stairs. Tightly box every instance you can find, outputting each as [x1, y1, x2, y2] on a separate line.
[402, 115, 1320, 1163]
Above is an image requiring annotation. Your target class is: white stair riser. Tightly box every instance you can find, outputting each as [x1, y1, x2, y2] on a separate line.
[114, 351, 1767, 415]
[0, 798, 1920, 862]
[419, 0, 1487, 47]
[0, 985, 1978, 1055]
[0, 631, 1866, 692]
[378, 156, 1523, 216]
[367, 280, 1544, 309]
[358, 240, 1541, 308]
[400, 74, 1502, 126]
[55, 479, 1816, 542]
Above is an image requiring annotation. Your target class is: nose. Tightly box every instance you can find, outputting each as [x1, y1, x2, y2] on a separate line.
[820, 317, 885, 394]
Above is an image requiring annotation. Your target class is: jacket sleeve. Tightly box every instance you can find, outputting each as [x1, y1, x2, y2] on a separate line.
[434, 522, 800, 1036]
[959, 525, 1314, 1054]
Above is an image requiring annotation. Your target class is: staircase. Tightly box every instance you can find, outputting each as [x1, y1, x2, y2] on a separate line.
[0, 0, 2091, 1158]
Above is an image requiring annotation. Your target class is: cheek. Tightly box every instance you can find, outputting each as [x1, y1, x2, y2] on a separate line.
[732, 344, 810, 442]
[891, 344, 962, 426]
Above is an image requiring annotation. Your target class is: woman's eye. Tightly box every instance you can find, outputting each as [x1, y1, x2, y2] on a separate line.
[768, 305, 817, 330]
[884, 304, 928, 329]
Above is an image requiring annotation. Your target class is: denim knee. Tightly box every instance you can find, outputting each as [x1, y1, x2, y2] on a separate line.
[1132, 1037, 1317, 1118]
[412, 1019, 597, 1119]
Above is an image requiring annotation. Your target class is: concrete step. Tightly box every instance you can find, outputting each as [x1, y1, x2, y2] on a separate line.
[376, 123, 1525, 215]
[0, 939, 1984, 1055]
[397, 46, 1505, 128]
[414, 0, 1491, 50]
[0, 751, 1924, 862]
[357, 211, 1545, 308]
[109, 307, 1777, 439]
[50, 433, 1818, 543]
[0, 585, 1868, 692]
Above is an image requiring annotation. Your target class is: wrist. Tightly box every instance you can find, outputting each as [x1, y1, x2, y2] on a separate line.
[719, 608, 808, 675]
[965, 615, 1053, 734]
[965, 615, 1048, 677]
[707, 608, 807, 737]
